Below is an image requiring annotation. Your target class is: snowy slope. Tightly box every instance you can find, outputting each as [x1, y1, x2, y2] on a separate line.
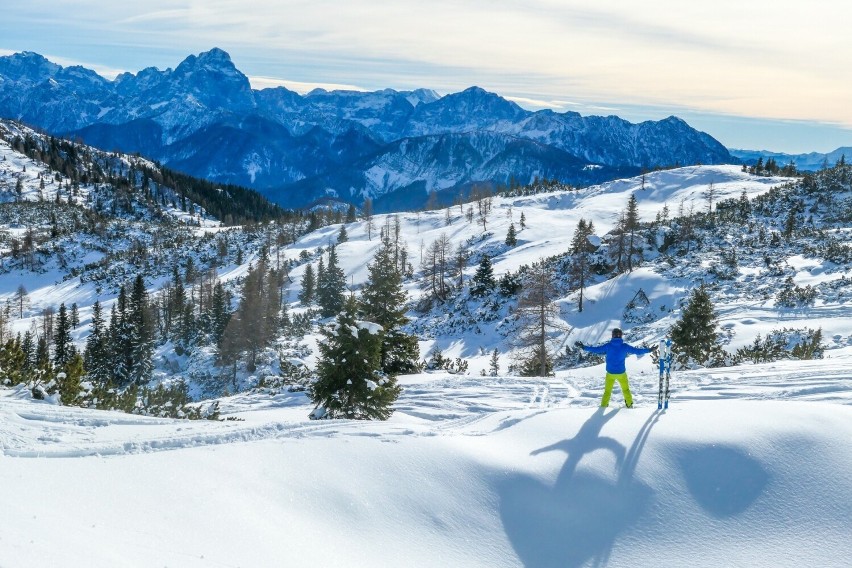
[1, 358, 851, 567]
[284, 164, 794, 370]
[2, 152, 852, 566]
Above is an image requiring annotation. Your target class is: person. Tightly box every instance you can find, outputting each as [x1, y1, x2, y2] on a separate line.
[576, 328, 654, 408]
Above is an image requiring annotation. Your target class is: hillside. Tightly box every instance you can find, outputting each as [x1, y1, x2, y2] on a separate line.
[2, 126, 852, 564]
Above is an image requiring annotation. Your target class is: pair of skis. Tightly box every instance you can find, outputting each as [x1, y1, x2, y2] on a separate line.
[657, 339, 673, 409]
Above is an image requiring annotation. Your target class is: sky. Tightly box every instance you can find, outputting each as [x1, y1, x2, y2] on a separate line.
[2, 0, 852, 153]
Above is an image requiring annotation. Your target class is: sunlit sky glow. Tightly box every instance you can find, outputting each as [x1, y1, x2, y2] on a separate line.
[2, 0, 851, 153]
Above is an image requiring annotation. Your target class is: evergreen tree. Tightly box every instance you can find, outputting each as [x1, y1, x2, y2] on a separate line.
[53, 303, 73, 368]
[311, 297, 400, 420]
[57, 353, 85, 406]
[299, 263, 316, 305]
[168, 265, 187, 342]
[337, 224, 348, 243]
[0, 337, 27, 386]
[670, 285, 724, 367]
[518, 345, 554, 377]
[34, 334, 53, 386]
[109, 285, 132, 387]
[519, 211, 526, 230]
[70, 303, 80, 328]
[505, 222, 518, 246]
[317, 246, 346, 317]
[129, 275, 154, 385]
[470, 255, 496, 296]
[625, 194, 641, 272]
[345, 204, 357, 223]
[569, 219, 597, 312]
[209, 281, 231, 343]
[489, 349, 500, 376]
[21, 330, 35, 371]
[359, 235, 420, 375]
[84, 300, 111, 389]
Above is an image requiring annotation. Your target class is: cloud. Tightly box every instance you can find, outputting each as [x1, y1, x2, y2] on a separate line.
[2, 0, 852, 141]
[248, 76, 367, 93]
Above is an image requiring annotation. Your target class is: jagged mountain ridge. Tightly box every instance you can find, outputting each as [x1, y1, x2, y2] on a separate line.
[0, 49, 733, 210]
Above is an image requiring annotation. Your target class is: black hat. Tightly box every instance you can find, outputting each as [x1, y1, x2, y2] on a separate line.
[611, 328, 623, 338]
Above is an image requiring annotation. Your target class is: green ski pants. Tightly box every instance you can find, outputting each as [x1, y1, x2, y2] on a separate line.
[601, 372, 633, 408]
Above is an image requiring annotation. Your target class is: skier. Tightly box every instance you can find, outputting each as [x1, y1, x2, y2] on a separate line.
[576, 328, 654, 408]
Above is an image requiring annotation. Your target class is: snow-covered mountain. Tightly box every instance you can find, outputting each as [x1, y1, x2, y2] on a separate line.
[0, 49, 733, 209]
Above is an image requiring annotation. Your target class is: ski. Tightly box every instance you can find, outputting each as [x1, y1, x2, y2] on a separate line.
[664, 341, 672, 409]
[658, 338, 673, 409]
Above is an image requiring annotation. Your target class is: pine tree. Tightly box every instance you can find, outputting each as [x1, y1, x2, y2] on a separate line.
[470, 255, 496, 296]
[317, 246, 346, 317]
[70, 303, 80, 328]
[129, 275, 154, 385]
[52, 303, 73, 368]
[670, 285, 724, 367]
[625, 194, 641, 272]
[84, 300, 111, 389]
[359, 235, 420, 375]
[569, 219, 597, 312]
[34, 334, 53, 385]
[21, 330, 35, 371]
[311, 297, 400, 420]
[518, 345, 553, 377]
[337, 224, 348, 243]
[299, 263, 316, 305]
[519, 211, 526, 230]
[209, 281, 230, 343]
[0, 337, 28, 386]
[57, 353, 85, 406]
[489, 349, 500, 376]
[505, 222, 518, 246]
[109, 285, 132, 387]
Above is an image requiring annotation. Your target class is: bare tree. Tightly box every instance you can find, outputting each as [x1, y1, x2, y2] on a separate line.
[421, 233, 453, 302]
[513, 263, 566, 376]
[362, 198, 374, 241]
[703, 182, 717, 215]
[13, 285, 29, 318]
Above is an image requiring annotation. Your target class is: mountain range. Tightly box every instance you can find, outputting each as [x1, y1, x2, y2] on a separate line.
[0, 48, 733, 210]
[729, 147, 852, 171]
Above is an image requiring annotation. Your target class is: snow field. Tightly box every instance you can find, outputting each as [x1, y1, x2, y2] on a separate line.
[2, 362, 851, 567]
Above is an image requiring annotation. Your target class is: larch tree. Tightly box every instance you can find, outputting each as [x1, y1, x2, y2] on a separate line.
[514, 263, 563, 377]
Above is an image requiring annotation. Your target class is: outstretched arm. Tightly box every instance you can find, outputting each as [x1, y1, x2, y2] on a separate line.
[624, 343, 652, 355]
[578, 341, 608, 355]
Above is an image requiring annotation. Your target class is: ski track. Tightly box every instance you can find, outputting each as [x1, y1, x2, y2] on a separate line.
[3, 361, 849, 459]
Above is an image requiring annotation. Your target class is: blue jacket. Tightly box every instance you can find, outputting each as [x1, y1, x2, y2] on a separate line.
[581, 337, 651, 374]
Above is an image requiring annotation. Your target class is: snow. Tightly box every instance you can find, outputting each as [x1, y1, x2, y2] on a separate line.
[2, 126, 851, 566]
[2, 359, 851, 566]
